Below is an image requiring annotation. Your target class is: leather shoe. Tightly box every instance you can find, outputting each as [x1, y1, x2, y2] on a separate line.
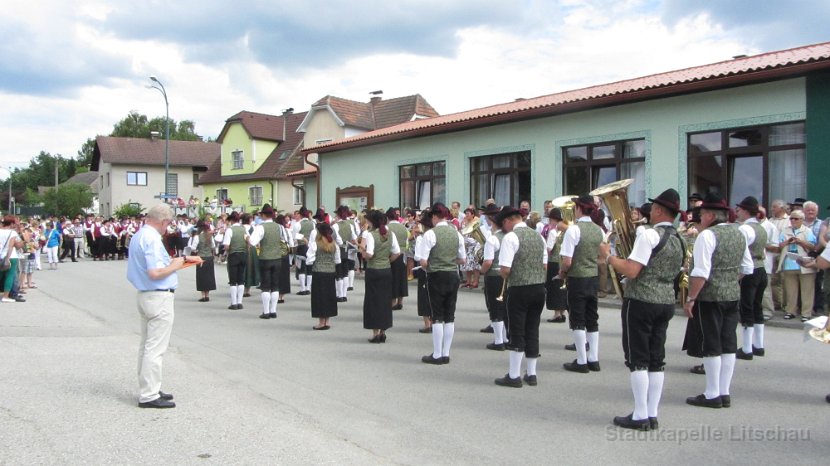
[563, 360, 589, 373]
[587, 361, 601, 372]
[752, 346, 765, 357]
[649, 417, 659, 430]
[269, 312, 277, 319]
[391, 303, 403, 310]
[564, 342, 589, 351]
[441, 356, 450, 364]
[690, 364, 705, 374]
[228, 304, 237, 310]
[347, 287, 354, 291]
[480, 325, 494, 333]
[494, 374, 522, 388]
[720, 395, 731, 408]
[736, 348, 753, 360]
[259, 313, 270, 319]
[421, 354, 446, 365]
[237, 304, 243, 310]
[138, 398, 176, 409]
[418, 327, 432, 334]
[158, 391, 174, 401]
[368, 335, 382, 343]
[522, 373, 537, 386]
[547, 315, 566, 323]
[686, 394, 722, 408]
[826, 393, 830, 404]
[486, 342, 505, 351]
[613, 413, 650, 431]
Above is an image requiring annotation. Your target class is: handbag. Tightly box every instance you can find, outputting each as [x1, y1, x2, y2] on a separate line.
[0, 232, 12, 271]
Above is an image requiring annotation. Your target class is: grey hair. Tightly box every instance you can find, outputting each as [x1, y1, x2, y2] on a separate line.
[771, 199, 786, 208]
[146, 203, 174, 222]
[803, 201, 818, 210]
[702, 209, 728, 224]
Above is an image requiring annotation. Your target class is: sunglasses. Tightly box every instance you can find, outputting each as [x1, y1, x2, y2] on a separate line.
[790, 217, 802, 220]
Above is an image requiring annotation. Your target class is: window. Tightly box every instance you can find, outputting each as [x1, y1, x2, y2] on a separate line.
[563, 140, 646, 207]
[249, 186, 263, 206]
[232, 150, 244, 169]
[193, 173, 200, 186]
[400, 161, 446, 210]
[127, 171, 148, 186]
[688, 122, 805, 207]
[106, 172, 110, 187]
[216, 189, 228, 202]
[293, 184, 304, 205]
[166, 173, 178, 197]
[470, 151, 531, 208]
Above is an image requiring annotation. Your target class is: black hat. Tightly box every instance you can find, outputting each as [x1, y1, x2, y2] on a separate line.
[639, 202, 652, 220]
[736, 196, 760, 215]
[418, 208, 433, 229]
[699, 192, 729, 211]
[648, 188, 681, 215]
[385, 207, 399, 220]
[313, 208, 327, 221]
[494, 206, 522, 226]
[688, 192, 704, 202]
[571, 195, 595, 211]
[260, 205, 275, 217]
[789, 197, 807, 208]
[481, 204, 501, 216]
[547, 208, 563, 220]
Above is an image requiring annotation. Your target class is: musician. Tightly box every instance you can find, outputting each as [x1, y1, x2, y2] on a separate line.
[295, 207, 314, 296]
[420, 203, 465, 364]
[360, 210, 401, 343]
[413, 209, 433, 333]
[222, 212, 248, 310]
[734, 197, 769, 361]
[559, 195, 604, 373]
[248, 205, 286, 319]
[307, 222, 340, 330]
[682, 193, 753, 409]
[491, 206, 547, 388]
[479, 204, 507, 350]
[601, 189, 684, 431]
[544, 208, 568, 323]
[334, 206, 357, 303]
[386, 208, 409, 310]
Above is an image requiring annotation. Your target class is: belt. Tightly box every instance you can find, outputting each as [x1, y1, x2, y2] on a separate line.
[142, 288, 175, 293]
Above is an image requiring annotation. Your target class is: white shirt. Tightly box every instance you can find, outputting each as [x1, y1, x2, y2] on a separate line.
[419, 221, 465, 261]
[559, 216, 594, 259]
[738, 218, 758, 250]
[759, 219, 779, 274]
[413, 235, 428, 262]
[820, 244, 830, 262]
[360, 230, 401, 256]
[545, 226, 559, 253]
[247, 220, 289, 247]
[690, 225, 754, 279]
[306, 240, 342, 265]
[308, 227, 343, 247]
[498, 223, 548, 268]
[627, 222, 673, 266]
[482, 231, 501, 262]
[222, 223, 244, 246]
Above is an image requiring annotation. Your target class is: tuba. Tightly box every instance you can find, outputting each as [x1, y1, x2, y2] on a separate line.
[590, 179, 636, 298]
[551, 195, 577, 224]
[461, 218, 487, 263]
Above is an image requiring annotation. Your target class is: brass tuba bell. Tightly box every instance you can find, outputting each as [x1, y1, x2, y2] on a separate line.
[461, 218, 487, 263]
[590, 179, 636, 298]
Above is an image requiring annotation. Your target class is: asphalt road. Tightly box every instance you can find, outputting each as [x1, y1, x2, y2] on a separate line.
[1, 259, 829, 465]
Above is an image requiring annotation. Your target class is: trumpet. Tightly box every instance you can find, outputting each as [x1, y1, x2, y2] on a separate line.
[495, 278, 508, 302]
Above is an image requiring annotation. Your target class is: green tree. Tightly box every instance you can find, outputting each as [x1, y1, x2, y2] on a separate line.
[76, 138, 96, 170]
[41, 184, 94, 217]
[112, 111, 200, 141]
[113, 201, 145, 218]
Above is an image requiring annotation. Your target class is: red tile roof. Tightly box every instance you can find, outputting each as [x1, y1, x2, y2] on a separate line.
[306, 41, 830, 154]
[92, 136, 219, 169]
[306, 94, 439, 131]
[285, 167, 317, 177]
[218, 111, 286, 142]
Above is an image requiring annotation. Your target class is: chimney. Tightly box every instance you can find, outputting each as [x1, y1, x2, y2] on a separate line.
[369, 90, 383, 104]
[281, 108, 293, 141]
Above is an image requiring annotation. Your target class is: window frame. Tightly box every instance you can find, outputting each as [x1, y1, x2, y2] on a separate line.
[469, 151, 531, 208]
[249, 185, 263, 206]
[126, 171, 148, 186]
[231, 150, 244, 170]
[562, 139, 646, 203]
[399, 161, 446, 210]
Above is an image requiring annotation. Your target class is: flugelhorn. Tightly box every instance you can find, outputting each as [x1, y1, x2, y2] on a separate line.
[495, 278, 508, 302]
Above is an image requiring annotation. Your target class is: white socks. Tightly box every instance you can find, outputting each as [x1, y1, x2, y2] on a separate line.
[647, 371, 664, 419]
[720, 353, 736, 396]
[703, 356, 721, 399]
[526, 357, 538, 376]
[492, 321, 505, 344]
[742, 327, 754, 354]
[431, 323, 444, 359]
[307, 275, 312, 289]
[230, 284, 244, 305]
[298, 274, 307, 292]
[630, 371, 649, 421]
[335, 278, 343, 298]
[261, 292, 271, 315]
[587, 331, 599, 363]
[573, 330, 587, 364]
[348, 270, 355, 288]
[230, 286, 238, 305]
[753, 324, 765, 349]
[442, 323, 454, 357]
[508, 351, 523, 379]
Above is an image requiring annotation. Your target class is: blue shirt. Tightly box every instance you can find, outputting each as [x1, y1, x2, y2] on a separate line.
[45, 229, 61, 247]
[127, 225, 177, 291]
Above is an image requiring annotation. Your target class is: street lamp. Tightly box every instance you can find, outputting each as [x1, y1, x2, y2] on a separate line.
[148, 75, 170, 200]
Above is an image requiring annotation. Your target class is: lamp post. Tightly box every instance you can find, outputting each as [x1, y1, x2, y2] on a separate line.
[148, 76, 170, 200]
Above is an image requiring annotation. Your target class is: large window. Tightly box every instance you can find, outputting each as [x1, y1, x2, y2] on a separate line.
[400, 161, 445, 210]
[470, 151, 531, 208]
[232, 150, 244, 169]
[216, 188, 228, 202]
[293, 184, 304, 205]
[127, 171, 147, 186]
[249, 186, 263, 206]
[563, 140, 646, 207]
[688, 122, 805, 207]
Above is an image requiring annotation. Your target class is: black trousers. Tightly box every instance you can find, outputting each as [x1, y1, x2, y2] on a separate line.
[226, 252, 247, 285]
[505, 283, 546, 357]
[60, 239, 75, 260]
[567, 276, 599, 332]
[426, 271, 460, 323]
[683, 300, 739, 358]
[484, 274, 506, 322]
[258, 259, 281, 292]
[621, 298, 674, 372]
[739, 267, 767, 326]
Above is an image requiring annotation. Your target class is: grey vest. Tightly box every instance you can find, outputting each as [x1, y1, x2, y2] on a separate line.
[745, 222, 767, 270]
[698, 224, 744, 302]
[387, 222, 408, 249]
[486, 230, 506, 277]
[549, 230, 563, 264]
[508, 227, 546, 287]
[258, 222, 283, 260]
[312, 242, 337, 273]
[428, 225, 460, 273]
[298, 219, 313, 243]
[228, 225, 247, 254]
[337, 220, 353, 243]
[625, 226, 684, 305]
[569, 222, 603, 278]
[367, 230, 392, 270]
[196, 232, 213, 258]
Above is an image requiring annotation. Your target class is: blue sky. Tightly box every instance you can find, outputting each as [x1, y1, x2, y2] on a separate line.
[0, 0, 826, 170]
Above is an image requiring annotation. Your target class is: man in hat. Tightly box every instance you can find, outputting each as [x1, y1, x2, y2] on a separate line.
[559, 195, 604, 374]
[493, 206, 547, 387]
[334, 206, 358, 302]
[601, 188, 685, 430]
[789, 197, 807, 211]
[294, 207, 314, 295]
[682, 193, 753, 409]
[386, 207, 409, 310]
[479, 203, 508, 350]
[688, 193, 704, 209]
[249, 205, 287, 319]
[734, 196, 769, 360]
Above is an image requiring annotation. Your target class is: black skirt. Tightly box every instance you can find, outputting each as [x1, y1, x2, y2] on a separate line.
[390, 255, 409, 299]
[245, 246, 260, 287]
[416, 268, 430, 317]
[196, 257, 216, 292]
[279, 256, 291, 293]
[545, 262, 568, 310]
[311, 271, 338, 318]
[363, 267, 393, 330]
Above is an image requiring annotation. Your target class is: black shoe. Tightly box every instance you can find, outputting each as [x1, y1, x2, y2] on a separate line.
[418, 327, 432, 334]
[613, 413, 650, 431]
[486, 343, 506, 351]
[14, 296, 25, 302]
[277, 299, 285, 304]
[237, 304, 243, 310]
[422, 354, 445, 365]
[686, 394, 722, 408]
[392, 303, 403, 310]
[649, 417, 659, 430]
[379, 334, 387, 343]
[369, 335, 382, 343]
[302, 290, 311, 296]
[736, 348, 753, 360]
[243, 293, 251, 297]
[801, 316, 809, 322]
[313, 325, 330, 331]
[341, 297, 347, 302]
[337, 297, 345, 303]
[269, 312, 277, 319]
[587, 361, 601, 372]
[522, 374, 537, 386]
[563, 360, 590, 373]
[547, 315, 566, 323]
[138, 398, 176, 409]
[564, 342, 589, 351]
[259, 314, 270, 319]
[752, 346, 765, 357]
[494, 374, 522, 388]
[690, 364, 705, 375]
[480, 325, 494, 333]
[198, 297, 208, 302]
[442, 356, 450, 364]
[783, 313, 795, 319]
[228, 304, 236, 310]
[720, 395, 731, 408]
[826, 394, 830, 404]
[347, 287, 354, 291]
[158, 391, 174, 401]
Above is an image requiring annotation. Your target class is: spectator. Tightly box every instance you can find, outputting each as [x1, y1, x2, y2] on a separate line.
[776, 209, 817, 321]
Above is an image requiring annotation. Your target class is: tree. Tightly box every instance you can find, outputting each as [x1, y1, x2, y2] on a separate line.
[41, 184, 94, 217]
[112, 111, 201, 141]
[113, 201, 144, 218]
[76, 138, 96, 170]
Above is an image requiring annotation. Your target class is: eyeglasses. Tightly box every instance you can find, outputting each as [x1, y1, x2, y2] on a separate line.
[790, 217, 802, 220]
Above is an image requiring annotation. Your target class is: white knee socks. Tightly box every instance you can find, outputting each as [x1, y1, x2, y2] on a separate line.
[703, 356, 721, 399]
[573, 330, 587, 364]
[630, 370, 649, 421]
[526, 357, 538, 376]
[720, 353, 736, 396]
[269, 292, 279, 314]
[492, 321, 505, 344]
[753, 324, 765, 349]
[647, 371, 664, 419]
[587, 331, 599, 363]
[348, 270, 355, 288]
[298, 273, 306, 292]
[431, 323, 444, 359]
[742, 327, 754, 354]
[508, 351, 523, 379]
[261, 292, 271, 315]
[442, 323, 454, 357]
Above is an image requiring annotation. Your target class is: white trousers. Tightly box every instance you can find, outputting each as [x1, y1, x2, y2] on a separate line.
[46, 246, 59, 264]
[136, 291, 175, 403]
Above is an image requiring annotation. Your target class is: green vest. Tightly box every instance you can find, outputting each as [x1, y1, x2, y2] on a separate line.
[745, 221, 767, 270]
[387, 221, 408, 249]
[258, 222, 284, 260]
[337, 220, 353, 243]
[625, 225, 684, 305]
[367, 230, 392, 269]
[569, 222, 603, 278]
[486, 230, 506, 277]
[428, 224, 460, 273]
[312, 242, 337, 273]
[549, 230, 563, 264]
[698, 224, 744, 302]
[228, 225, 247, 254]
[196, 232, 213, 258]
[299, 219, 313, 243]
[508, 226, 546, 287]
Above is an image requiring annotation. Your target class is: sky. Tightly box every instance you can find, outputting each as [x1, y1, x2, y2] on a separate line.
[0, 0, 827, 173]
